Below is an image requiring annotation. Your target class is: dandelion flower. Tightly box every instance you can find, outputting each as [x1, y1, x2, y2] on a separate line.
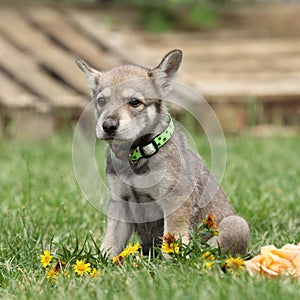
[213, 229, 220, 236]
[90, 268, 100, 278]
[62, 270, 70, 278]
[73, 260, 91, 276]
[201, 251, 215, 261]
[162, 241, 180, 254]
[40, 250, 52, 268]
[120, 243, 141, 258]
[112, 254, 123, 266]
[225, 256, 244, 270]
[205, 261, 215, 270]
[112, 243, 141, 265]
[161, 232, 180, 254]
[46, 266, 59, 280]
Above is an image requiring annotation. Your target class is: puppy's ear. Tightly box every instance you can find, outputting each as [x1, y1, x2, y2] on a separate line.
[76, 59, 102, 91]
[148, 49, 182, 95]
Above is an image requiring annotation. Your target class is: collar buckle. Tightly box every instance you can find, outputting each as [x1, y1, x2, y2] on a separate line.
[140, 141, 158, 158]
[129, 114, 174, 163]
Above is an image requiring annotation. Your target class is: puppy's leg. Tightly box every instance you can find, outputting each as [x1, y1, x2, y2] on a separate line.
[135, 219, 164, 255]
[208, 215, 250, 255]
[101, 219, 133, 258]
[100, 199, 133, 258]
[164, 205, 190, 245]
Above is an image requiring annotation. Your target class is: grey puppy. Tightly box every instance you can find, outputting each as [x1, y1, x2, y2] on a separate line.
[76, 49, 250, 258]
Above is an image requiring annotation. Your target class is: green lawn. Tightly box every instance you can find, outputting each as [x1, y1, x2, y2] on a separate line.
[0, 131, 299, 299]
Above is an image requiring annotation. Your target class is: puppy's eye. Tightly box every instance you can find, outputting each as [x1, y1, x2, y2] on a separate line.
[97, 97, 106, 107]
[128, 98, 141, 107]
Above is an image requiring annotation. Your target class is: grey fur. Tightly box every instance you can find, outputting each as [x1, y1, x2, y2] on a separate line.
[76, 49, 250, 258]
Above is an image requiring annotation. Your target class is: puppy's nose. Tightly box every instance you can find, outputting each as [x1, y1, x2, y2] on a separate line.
[102, 117, 119, 135]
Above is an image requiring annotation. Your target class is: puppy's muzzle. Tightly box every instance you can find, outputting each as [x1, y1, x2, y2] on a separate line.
[102, 117, 119, 136]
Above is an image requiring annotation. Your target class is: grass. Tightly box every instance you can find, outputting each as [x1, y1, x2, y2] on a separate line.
[0, 131, 300, 299]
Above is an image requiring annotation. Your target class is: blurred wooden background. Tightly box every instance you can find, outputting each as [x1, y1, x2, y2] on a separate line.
[0, 2, 299, 138]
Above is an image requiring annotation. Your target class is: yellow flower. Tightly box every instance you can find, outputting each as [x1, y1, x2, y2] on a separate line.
[40, 250, 52, 268]
[225, 256, 244, 270]
[161, 232, 180, 254]
[90, 268, 100, 278]
[73, 260, 91, 276]
[112, 254, 123, 266]
[201, 251, 215, 261]
[112, 243, 142, 265]
[46, 266, 59, 280]
[213, 229, 220, 236]
[120, 243, 141, 257]
[62, 270, 70, 278]
[205, 261, 215, 270]
[162, 241, 180, 254]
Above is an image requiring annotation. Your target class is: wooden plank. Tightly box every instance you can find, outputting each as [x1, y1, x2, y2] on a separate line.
[127, 31, 300, 58]
[69, 10, 146, 65]
[69, 9, 300, 63]
[27, 8, 119, 70]
[183, 39, 300, 58]
[192, 74, 300, 99]
[69, 9, 300, 102]
[183, 58, 300, 74]
[219, 4, 300, 38]
[0, 33, 84, 108]
[0, 9, 88, 95]
[141, 36, 300, 74]
[0, 73, 42, 109]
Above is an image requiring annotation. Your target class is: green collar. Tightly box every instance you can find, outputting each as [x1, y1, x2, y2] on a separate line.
[129, 114, 174, 163]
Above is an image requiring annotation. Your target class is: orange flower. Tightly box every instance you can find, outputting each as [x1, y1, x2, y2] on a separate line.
[161, 232, 179, 254]
[53, 260, 66, 273]
[245, 242, 300, 279]
[162, 232, 176, 243]
[205, 213, 217, 229]
[112, 254, 123, 266]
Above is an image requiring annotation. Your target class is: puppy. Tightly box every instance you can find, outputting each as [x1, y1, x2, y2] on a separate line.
[76, 49, 250, 257]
